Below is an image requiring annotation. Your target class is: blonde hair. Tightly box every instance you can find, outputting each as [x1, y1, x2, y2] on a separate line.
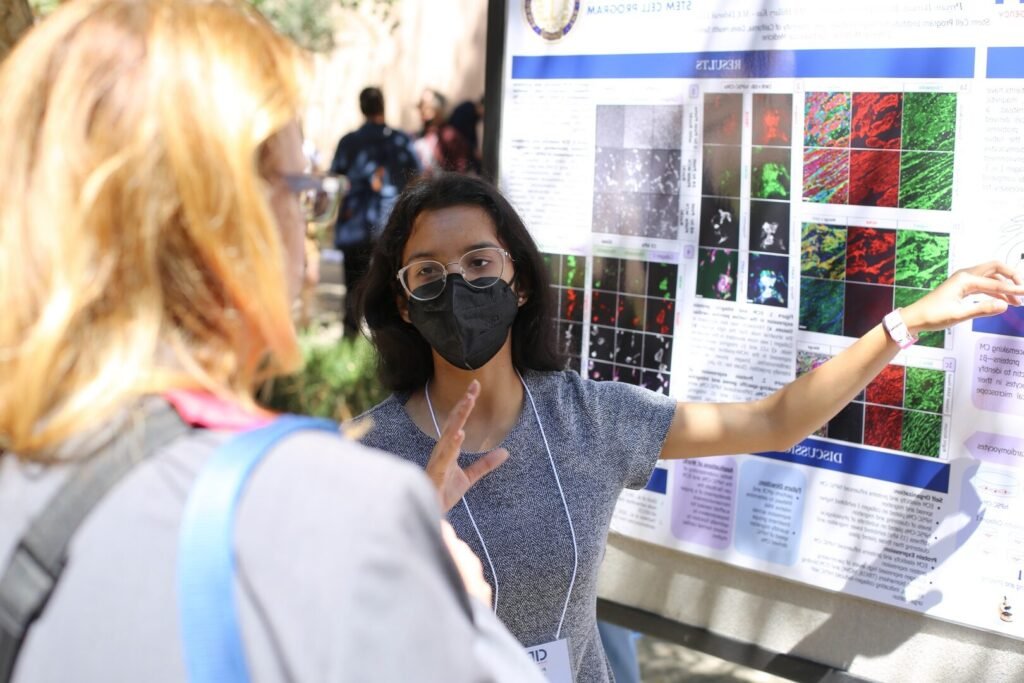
[0, 0, 309, 457]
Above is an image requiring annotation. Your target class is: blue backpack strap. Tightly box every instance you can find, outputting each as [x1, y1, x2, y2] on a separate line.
[177, 415, 338, 683]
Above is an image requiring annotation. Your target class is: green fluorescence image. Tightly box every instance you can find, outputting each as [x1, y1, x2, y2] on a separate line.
[899, 151, 954, 211]
[801, 223, 847, 279]
[894, 287, 945, 348]
[902, 410, 942, 458]
[902, 92, 957, 152]
[751, 147, 791, 200]
[564, 254, 585, 288]
[799, 277, 844, 335]
[904, 366, 945, 413]
[895, 230, 949, 289]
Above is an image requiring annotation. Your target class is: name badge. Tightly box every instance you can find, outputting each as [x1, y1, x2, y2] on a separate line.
[525, 638, 572, 683]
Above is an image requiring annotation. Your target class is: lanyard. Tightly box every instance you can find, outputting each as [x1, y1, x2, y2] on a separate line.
[424, 370, 579, 641]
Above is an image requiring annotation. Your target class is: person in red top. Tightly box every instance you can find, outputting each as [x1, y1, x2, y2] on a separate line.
[414, 88, 475, 174]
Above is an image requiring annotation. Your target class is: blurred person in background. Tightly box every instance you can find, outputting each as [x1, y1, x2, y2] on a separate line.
[414, 87, 474, 174]
[330, 86, 420, 336]
[0, 2, 543, 681]
[448, 98, 484, 176]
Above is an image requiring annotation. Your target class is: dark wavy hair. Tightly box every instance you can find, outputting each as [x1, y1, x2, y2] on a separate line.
[356, 172, 563, 391]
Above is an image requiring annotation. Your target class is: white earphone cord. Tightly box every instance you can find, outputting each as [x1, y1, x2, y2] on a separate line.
[425, 374, 579, 641]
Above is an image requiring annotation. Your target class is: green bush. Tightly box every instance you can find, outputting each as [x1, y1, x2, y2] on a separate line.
[260, 333, 387, 421]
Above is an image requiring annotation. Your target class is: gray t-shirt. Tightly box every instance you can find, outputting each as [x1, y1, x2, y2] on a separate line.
[357, 370, 678, 683]
[0, 411, 544, 683]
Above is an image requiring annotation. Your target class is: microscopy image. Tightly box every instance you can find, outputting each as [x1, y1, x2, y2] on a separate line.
[747, 253, 789, 307]
[647, 149, 683, 195]
[804, 92, 851, 147]
[703, 93, 743, 145]
[559, 287, 584, 322]
[643, 334, 673, 372]
[865, 405, 904, 451]
[865, 364, 905, 407]
[622, 148, 654, 192]
[849, 149, 900, 207]
[751, 147, 792, 200]
[752, 93, 793, 146]
[620, 258, 648, 296]
[614, 366, 642, 384]
[593, 148, 624, 192]
[801, 223, 846, 279]
[895, 230, 949, 289]
[846, 226, 896, 285]
[642, 371, 671, 395]
[557, 321, 583, 358]
[702, 144, 742, 197]
[617, 294, 646, 331]
[591, 291, 617, 326]
[749, 200, 790, 254]
[624, 104, 655, 148]
[696, 248, 738, 301]
[899, 151, 954, 211]
[646, 299, 675, 335]
[636, 193, 680, 240]
[592, 255, 620, 291]
[894, 287, 945, 348]
[843, 282, 893, 337]
[591, 192, 618, 234]
[799, 277, 844, 335]
[647, 261, 678, 300]
[589, 326, 616, 362]
[796, 349, 830, 377]
[827, 401, 864, 443]
[851, 92, 902, 150]
[562, 253, 585, 288]
[901, 411, 942, 458]
[615, 330, 644, 366]
[589, 359, 615, 382]
[902, 92, 957, 152]
[699, 196, 740, 249]
[904, 366, 945, 413]
[651, 105, 684, 148]
[803, 148, 850, 204]
[595, 105, 626, 148]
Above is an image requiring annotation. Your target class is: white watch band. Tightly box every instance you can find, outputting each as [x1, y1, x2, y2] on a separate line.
[883, 309, 918, 349]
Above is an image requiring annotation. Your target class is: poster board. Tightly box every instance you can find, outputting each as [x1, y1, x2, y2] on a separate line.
[485, 1, 1024, 679]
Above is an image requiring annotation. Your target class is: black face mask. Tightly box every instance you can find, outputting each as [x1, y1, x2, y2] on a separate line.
[407, 275, 520, 370]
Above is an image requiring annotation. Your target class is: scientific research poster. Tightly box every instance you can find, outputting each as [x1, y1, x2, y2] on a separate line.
[498, 0, 1024, 639]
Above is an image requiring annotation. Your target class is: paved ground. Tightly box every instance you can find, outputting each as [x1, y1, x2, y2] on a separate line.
[637, 636, 792, 683]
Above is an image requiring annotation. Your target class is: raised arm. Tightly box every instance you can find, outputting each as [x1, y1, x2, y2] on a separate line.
[660, 261, 1024, 460]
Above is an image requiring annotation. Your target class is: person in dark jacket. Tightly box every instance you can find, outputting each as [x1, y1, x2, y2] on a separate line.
[330, 86, 420, 335]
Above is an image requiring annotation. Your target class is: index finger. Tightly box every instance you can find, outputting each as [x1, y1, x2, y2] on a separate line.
[967, 260, 1024, 287]
[429, 380, 481, 470]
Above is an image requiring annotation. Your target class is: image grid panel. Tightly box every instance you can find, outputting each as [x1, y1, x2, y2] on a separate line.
[593, 104, 683, 240]
[542, 252, 586, 372]
[796, 351, 949, 458]
[588, 256, 677, 394]
[798, 223, 949, 348]
[802, 91, 957, 211]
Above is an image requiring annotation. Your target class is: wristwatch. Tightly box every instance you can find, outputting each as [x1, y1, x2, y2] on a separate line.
[883, 309, 919, 350]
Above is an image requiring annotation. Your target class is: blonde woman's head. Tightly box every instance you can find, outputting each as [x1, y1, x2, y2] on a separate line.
[0, 0, 310, 456]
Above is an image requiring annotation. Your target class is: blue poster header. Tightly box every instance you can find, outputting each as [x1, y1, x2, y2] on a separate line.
[755, 437, 951, 493]
[987, 47, 1024, 78]
[511, 47, 974, 80]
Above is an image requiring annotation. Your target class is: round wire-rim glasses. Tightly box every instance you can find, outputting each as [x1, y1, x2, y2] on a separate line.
[281, 173, 348, 227]
[396, 247, 514, 301]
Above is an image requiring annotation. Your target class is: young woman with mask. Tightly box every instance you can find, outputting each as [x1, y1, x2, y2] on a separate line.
[356, 172, 1024, 683]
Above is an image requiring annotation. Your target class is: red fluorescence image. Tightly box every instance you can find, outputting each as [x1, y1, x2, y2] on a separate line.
[703, 93, 743, 145]
[864, 404, 904, 451]
[646, 299, 675, 335]
[849, 149, 900, 207]
[846, 226, 896, 284]
[591, 291, 617, 326]
[866, 364, 905, 407]
[851, 92, 902, 150]
[753, 93, 793, 146]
